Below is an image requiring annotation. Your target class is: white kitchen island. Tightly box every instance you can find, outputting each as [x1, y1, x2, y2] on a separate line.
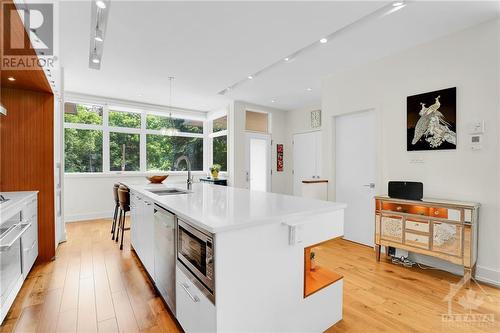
[125, 182, 346, 333]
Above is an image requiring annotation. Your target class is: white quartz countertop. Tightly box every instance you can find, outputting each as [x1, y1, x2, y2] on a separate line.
[124, 183, 346, 233]
[0, 191, 38, 223]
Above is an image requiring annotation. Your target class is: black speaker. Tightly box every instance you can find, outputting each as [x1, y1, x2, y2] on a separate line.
[388, 181, 423, 200]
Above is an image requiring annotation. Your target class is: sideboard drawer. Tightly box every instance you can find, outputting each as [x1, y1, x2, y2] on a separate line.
[405, 219, 429, 233]
[381, 215, 403, 243]
[430, 207, 461, 221]
[405, 232, 429, 249]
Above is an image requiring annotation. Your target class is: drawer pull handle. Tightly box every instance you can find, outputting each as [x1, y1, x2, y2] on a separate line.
[180, 282, 200, 303]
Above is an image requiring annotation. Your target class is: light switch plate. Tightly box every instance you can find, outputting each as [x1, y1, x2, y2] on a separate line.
[468, 121, 485, 134]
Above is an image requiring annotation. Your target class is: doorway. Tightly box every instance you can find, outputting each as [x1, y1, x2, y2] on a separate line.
[245, 132, 271, 192]
[335, 109, 376, 246]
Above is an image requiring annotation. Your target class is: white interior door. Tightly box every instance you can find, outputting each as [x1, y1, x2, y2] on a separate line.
[335, 110, 376, 246]
[293, 131, 321, 196]
[245, 133, 271, 192]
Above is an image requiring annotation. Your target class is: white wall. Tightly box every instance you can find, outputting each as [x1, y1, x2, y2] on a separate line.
[285, 106, 323, 194]
[229, 101, 290, 194]
[64, 173, 203, 222]
[313, 19, 499, 284]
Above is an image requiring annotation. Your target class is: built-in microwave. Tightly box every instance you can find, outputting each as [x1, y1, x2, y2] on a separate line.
[177, 219, 214, 302]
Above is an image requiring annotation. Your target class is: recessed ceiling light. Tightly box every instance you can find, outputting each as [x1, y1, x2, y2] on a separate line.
[320, 38, 328, 44]
[271, 99, 276, 103]
[284, 57, 290, 62]
[248, 75, 254, 80]
[138, 94, 143, 97]
[306, 88, 312, 91]
[96, 0, 106, 9]
[92, 57, 100, 64]
[7, 77, 15, 81]
[392, 1, 404, 6]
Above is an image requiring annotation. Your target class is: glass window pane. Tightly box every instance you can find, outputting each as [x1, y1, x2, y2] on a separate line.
[213, 115, 227, 132]
[213, 135, 227, 171]
[64, 128, 103, 172]
[147, 135, 203, 171]
[146, 114, 203, 133]
[64, 103, 103, 125]
[109, 110, 141, 128]
[110, 132, 140, 171]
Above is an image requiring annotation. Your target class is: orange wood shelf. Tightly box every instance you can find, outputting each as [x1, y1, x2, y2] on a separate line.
[304, 245, 343, 298]
[304, 266, 343, 298]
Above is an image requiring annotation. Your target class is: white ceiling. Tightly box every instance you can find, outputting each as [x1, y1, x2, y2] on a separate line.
[60, 1, 499, 112]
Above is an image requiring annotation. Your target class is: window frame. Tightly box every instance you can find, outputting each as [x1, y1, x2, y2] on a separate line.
[63, 101, 207, 176]
[207, 113, 228, 173]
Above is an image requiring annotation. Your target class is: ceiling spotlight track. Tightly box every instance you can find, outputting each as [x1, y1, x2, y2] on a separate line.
[89, 0, 110, 70]
[217, 1, 409, 96]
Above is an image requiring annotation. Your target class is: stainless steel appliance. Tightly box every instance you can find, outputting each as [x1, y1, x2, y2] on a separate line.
[177, 219, 215, 303]
[0, 212, 31, 323]
[153, 204, 177, 314]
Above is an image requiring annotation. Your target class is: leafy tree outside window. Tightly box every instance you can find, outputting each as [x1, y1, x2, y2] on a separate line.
[147, 114, 203, 133]
[211, 115, 227, 171]
[110, 132, 140, 171]
[64, 128, 103, 172]
[109, 110, 141, 128]
[64, 103, 102, 125]
[147, 135, 203, 171]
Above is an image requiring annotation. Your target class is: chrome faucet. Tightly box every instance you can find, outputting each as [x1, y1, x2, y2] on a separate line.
[175, 155, 193, 190]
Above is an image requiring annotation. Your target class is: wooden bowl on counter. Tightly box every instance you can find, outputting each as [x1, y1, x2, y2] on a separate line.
[146, 175, 168, 184]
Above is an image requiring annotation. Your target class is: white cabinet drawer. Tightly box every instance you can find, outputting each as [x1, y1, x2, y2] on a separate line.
[176, 266, 216, 333]
[405, 219, 429, 233]
[405, 232, 429, 249]
[22, 239, 38, 277]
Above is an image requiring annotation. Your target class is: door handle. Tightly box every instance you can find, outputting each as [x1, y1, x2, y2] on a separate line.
[363, 183, 375, 189]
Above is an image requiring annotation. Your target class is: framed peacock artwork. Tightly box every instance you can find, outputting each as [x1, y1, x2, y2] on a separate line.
[407, 87, 457, 151]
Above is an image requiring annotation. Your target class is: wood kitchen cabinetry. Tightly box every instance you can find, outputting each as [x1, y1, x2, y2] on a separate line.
[374, 196, 480, 278]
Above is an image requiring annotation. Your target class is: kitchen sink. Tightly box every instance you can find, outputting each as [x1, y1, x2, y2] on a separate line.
[147, 188, 190, 196]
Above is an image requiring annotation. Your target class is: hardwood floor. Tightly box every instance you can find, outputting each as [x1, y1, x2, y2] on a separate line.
[1, 219, 499, 333]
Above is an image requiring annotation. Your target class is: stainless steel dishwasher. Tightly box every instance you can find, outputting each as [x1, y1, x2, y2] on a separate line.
[153, 204, 177, 314]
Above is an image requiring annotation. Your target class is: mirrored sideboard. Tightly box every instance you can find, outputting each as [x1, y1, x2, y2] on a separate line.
[374, 195, 480, 278]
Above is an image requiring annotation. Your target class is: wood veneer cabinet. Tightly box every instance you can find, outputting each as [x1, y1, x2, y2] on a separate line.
[374, 195, 480, 278]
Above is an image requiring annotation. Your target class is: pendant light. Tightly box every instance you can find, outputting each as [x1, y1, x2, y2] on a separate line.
[161, 77, 179, 136]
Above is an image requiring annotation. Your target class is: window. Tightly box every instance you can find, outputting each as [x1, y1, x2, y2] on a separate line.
[147, 135, 203, 171]
[147, 114, 203, 133]
[64, 103, 103, 125]
[210, 115, 228, 172]
[213, 136, 227, 171]
[64, 102, 206, 174]
[245, 111, 268, 133]
[109, 110, 141, 128]
[213, 115, 227, 132]
[110, 132, 140, 171]
[64, 128, 103, 172]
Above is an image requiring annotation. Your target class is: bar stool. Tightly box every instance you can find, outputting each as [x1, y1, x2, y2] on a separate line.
[116, 185, 130, 250]
[111, 183, 120, 240]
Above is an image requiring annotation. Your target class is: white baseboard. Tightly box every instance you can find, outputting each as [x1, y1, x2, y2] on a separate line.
[476, 265, 500, 287]
[409, 253, 500, 287]
[65, 211, 114, 223]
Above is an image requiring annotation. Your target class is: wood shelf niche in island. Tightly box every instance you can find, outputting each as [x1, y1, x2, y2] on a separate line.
[304, 242, 343, 298]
